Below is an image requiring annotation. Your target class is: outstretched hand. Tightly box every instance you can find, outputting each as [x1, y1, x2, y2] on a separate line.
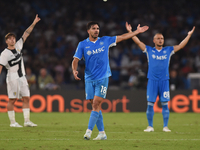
[33, 14, 41, 24]
[137, 24, 149, 33]
[126, 22, 132, 32]
[188, 26, 195, 35]
[73, 70, 81, 80]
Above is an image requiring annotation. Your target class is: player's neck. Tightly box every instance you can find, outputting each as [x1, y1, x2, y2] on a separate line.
[155, 45, 163, 50]
[7, 45, 15, 50]
[89, 37, 98, 42]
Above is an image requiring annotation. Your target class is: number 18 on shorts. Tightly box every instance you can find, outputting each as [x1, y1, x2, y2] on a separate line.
[85, 78, 109, 100]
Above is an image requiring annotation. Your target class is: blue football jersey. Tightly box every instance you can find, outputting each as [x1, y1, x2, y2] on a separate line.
[144, 45, 174, 80]
[74, 36, 117, 81]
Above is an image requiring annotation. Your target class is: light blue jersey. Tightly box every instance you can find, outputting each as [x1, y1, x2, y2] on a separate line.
[144, 46, 174, 80]
[74, 36, 117, 81]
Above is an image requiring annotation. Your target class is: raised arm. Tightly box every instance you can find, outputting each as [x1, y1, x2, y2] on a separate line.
[22, 14, 41, 42]
[173, 26, 195, 53]
[116, 22, 148, 44]
[126, 23, 146, 51]
[72, 57, 81, 80]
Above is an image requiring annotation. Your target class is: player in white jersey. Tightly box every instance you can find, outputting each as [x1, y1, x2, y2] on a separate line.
[0, 14, 40, 127]
[126, 23, 195, 132]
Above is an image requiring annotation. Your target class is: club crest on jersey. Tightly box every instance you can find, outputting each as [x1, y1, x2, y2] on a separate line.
[13, 92, 16, 96]
[100, 42, 104, 45]
[163, 51, 166, 54]
[87, 50, 92, 56]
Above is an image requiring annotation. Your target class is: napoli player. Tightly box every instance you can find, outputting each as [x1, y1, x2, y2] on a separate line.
[126, 23, 195, 132]
[72, 21, 148, 140]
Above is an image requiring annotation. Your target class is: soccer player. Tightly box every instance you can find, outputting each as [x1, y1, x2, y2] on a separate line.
[126, 23, 195, 132]
[72, 21, 149, 140]
[0, 14, 41, 127]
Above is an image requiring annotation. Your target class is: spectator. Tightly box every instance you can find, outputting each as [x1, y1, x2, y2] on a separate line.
[169, 69, 181, 90]
[26, 67, 37, 90]
[38, 68, 59, 90]
[0, 0, 199, 90]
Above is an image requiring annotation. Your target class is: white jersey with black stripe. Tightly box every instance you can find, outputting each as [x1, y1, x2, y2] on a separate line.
[0, 38, 25, 82]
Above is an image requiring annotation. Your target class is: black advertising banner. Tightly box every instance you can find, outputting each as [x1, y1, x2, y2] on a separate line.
[0, 89, 200, 113]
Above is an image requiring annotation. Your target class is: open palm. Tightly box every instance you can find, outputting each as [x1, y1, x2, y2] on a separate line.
[188, 26, 195, 35]
[126, 22, 132, 32]
[137, 24, 149, 33]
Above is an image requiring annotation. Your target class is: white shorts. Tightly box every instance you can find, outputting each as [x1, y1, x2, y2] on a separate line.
[7, 76, 30, 99]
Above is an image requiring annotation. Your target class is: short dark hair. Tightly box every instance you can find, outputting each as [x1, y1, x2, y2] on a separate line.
[5, 32, 16, 40]
[86, 21, 100, 30]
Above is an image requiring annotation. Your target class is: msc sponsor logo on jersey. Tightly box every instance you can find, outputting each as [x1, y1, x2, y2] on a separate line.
[92, 46, 105, 54]
[152, 54, 167, 60]
[87, 50, 92, 56]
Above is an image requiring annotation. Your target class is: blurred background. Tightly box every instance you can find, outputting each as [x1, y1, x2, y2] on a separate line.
[0, 0, 200, 91]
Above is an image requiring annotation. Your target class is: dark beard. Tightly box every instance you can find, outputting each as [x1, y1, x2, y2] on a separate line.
[91, 35, 98, 39]
[157, 44, 163, 47]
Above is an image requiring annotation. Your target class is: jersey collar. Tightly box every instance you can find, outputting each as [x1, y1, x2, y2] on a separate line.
[154, 47, 162, 52]
[86, 37, 100, 43]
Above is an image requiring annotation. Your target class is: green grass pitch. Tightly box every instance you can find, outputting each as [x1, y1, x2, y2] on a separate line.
[0, 112, 199, 150]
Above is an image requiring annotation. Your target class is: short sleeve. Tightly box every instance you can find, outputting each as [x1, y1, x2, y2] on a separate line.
[0, 51, 8, 66]
[168, 46, 174, 53]
[73, 42, 84, 60]
[15, 38, 23, 52]
[105, 36, 117, 48]
[144, 45, 151, 53]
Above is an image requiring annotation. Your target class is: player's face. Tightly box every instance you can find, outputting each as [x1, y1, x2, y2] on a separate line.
[6, 36, 16, 47]
[153, 34, 164, 47]
[88, 24, 99, 39]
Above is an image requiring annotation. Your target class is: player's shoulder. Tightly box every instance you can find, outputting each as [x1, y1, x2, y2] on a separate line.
[146, 45, 154, 50]
[76, 39, 86, 49]
[79, 38, 89, 45]
[146, 45, 153, 48]
[100, 36, 112, 40]
[163, 46, 173, 50]
[0, 48, 10, 55]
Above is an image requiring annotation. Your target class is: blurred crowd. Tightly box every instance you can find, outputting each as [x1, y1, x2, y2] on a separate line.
[0, 0, 200, 90]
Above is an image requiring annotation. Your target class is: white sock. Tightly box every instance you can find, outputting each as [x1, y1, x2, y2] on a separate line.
[23, 108, 30, 122]
[8, 110, 16, 124]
